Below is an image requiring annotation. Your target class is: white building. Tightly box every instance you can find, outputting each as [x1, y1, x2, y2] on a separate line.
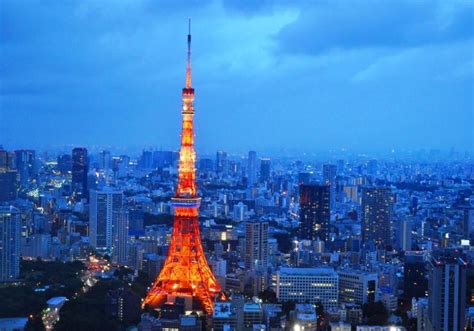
[89, 187, 123, 251]
[330, 322, 351, 331]
[275, 267, 339, 309]
[356, 326, 405, 331]
[245, 220, 268, 272]
[338, 269, 378, 306]
[233, 202, 248, 221]
[112, 210, 129, 265]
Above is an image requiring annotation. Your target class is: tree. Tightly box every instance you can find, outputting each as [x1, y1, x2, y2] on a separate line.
[258, 288, 277, 303]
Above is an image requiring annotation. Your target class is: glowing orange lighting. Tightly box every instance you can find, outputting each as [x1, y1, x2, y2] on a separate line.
[142, 20, 225, 315]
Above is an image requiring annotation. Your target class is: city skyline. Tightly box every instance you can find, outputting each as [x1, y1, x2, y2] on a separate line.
[1, 1, 473, 152]
[1, 3, 474, 330]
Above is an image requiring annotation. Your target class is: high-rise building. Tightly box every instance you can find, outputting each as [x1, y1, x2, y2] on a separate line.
[56, 154, 72, 174]
[198, 158, 214, 172]
[0, 171, 17, 202]
[233, 202, 248, 221]
[0, 149, 15, 171]
[427, 249, 467, 331]
[143, 22, 224, 314]
[299, 184, 330, 242]
[99, 150, 111, 170]
[112, 210, 129, 266]
[244, 220, 268, 271]
[153, 150, 174, 168]
[0, 206, 21, 281]
[403, 252, 427, 300]
[275, 267, 339, 309]
[14, 149, 36, 186]
[247, 151, 257, 187]
[89, 187, 124, 251]
[463, 207, 474, 239]
[298, 172, 311, 185]
[72, 147, 88, 199]
[322, 164, 337, 211]
[397, 219, 412, 251]
[216, 150, 227, 174]
[259, 158, 271, 183]
[361, 187, 393, 246]
[338, 269, 378, 306]
[140, 150, 153, 169]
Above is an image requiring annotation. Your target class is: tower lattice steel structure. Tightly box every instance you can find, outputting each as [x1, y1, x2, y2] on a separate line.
[143, 20, 223, 314]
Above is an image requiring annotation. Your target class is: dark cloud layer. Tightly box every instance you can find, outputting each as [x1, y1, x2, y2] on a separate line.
[0, 0, 472, 152]
[277, 1, 474, 54]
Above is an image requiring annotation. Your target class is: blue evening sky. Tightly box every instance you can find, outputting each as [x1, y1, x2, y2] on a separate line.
[1, 1, 473, 153]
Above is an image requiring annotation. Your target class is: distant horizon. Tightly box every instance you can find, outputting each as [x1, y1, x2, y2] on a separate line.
[1, 142, 472, 160]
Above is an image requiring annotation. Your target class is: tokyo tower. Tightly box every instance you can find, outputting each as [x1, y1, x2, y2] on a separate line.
[142, 20, 224, 314]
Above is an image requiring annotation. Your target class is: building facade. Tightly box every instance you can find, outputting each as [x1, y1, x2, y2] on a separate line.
[299, 184, 330, 242]
[275, 267, 338, 309]
[72, 147, 88, 199]
[245, 220, 269, 272]
[0, 206, 21, 281]
[89, 187, 124, 251]
[361, 187, 393, 246]
[338, 269, 378, 306]
[427, 249, 467, 331]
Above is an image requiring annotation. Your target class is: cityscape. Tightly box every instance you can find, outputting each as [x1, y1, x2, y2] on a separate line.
[1, 1, 473, 331]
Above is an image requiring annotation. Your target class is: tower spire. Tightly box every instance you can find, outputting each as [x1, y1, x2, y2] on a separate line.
[142, 20, 225, 315]
[186, 18, 192, 89]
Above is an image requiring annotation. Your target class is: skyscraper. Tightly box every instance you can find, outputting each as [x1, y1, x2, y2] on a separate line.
[427, 249, 467, 331]
[143, 22, 223, 314]
[112, 210, 129, 266]
[56, 154, 72, 174]
[0, 149, 15, 171]
[216, 150, 227, 174]
[397, 219, 412, 251]
[322, 164, 337, 211]
[403, 252, 427, 300]
[0, 206, 21, 281]
[89, 187, 124, 251]
[14, 149, 36, 187]
[244, 220, 268, 271]
[99, 150, 111, 170]
[247, 151, 257, 187]
[299, 184, 330, 242]
[72, 147, 88, 199]
[361, 187, 393, 246]
[0, 171, 17, 202]
[259, 158, 271, 183]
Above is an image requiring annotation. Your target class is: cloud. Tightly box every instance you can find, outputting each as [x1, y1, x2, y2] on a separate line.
[276, 0, 473, 55]
[0, 0, 472, 151]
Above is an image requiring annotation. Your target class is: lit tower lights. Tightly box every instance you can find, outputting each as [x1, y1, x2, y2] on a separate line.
[143, 20, 224, 314]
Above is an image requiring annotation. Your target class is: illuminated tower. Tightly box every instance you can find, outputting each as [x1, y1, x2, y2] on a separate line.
[143, 20, 223, 314]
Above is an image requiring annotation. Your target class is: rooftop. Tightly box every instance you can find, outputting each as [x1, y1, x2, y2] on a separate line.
[47, 296, 67, 306]
[243, 303, 262, 313]
[213, 302, 233, 318]
[279, 267, 337, 277]
[0, 317, 29, 328]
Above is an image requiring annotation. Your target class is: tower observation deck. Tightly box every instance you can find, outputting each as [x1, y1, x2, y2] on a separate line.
[142, 20, 225, 315]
